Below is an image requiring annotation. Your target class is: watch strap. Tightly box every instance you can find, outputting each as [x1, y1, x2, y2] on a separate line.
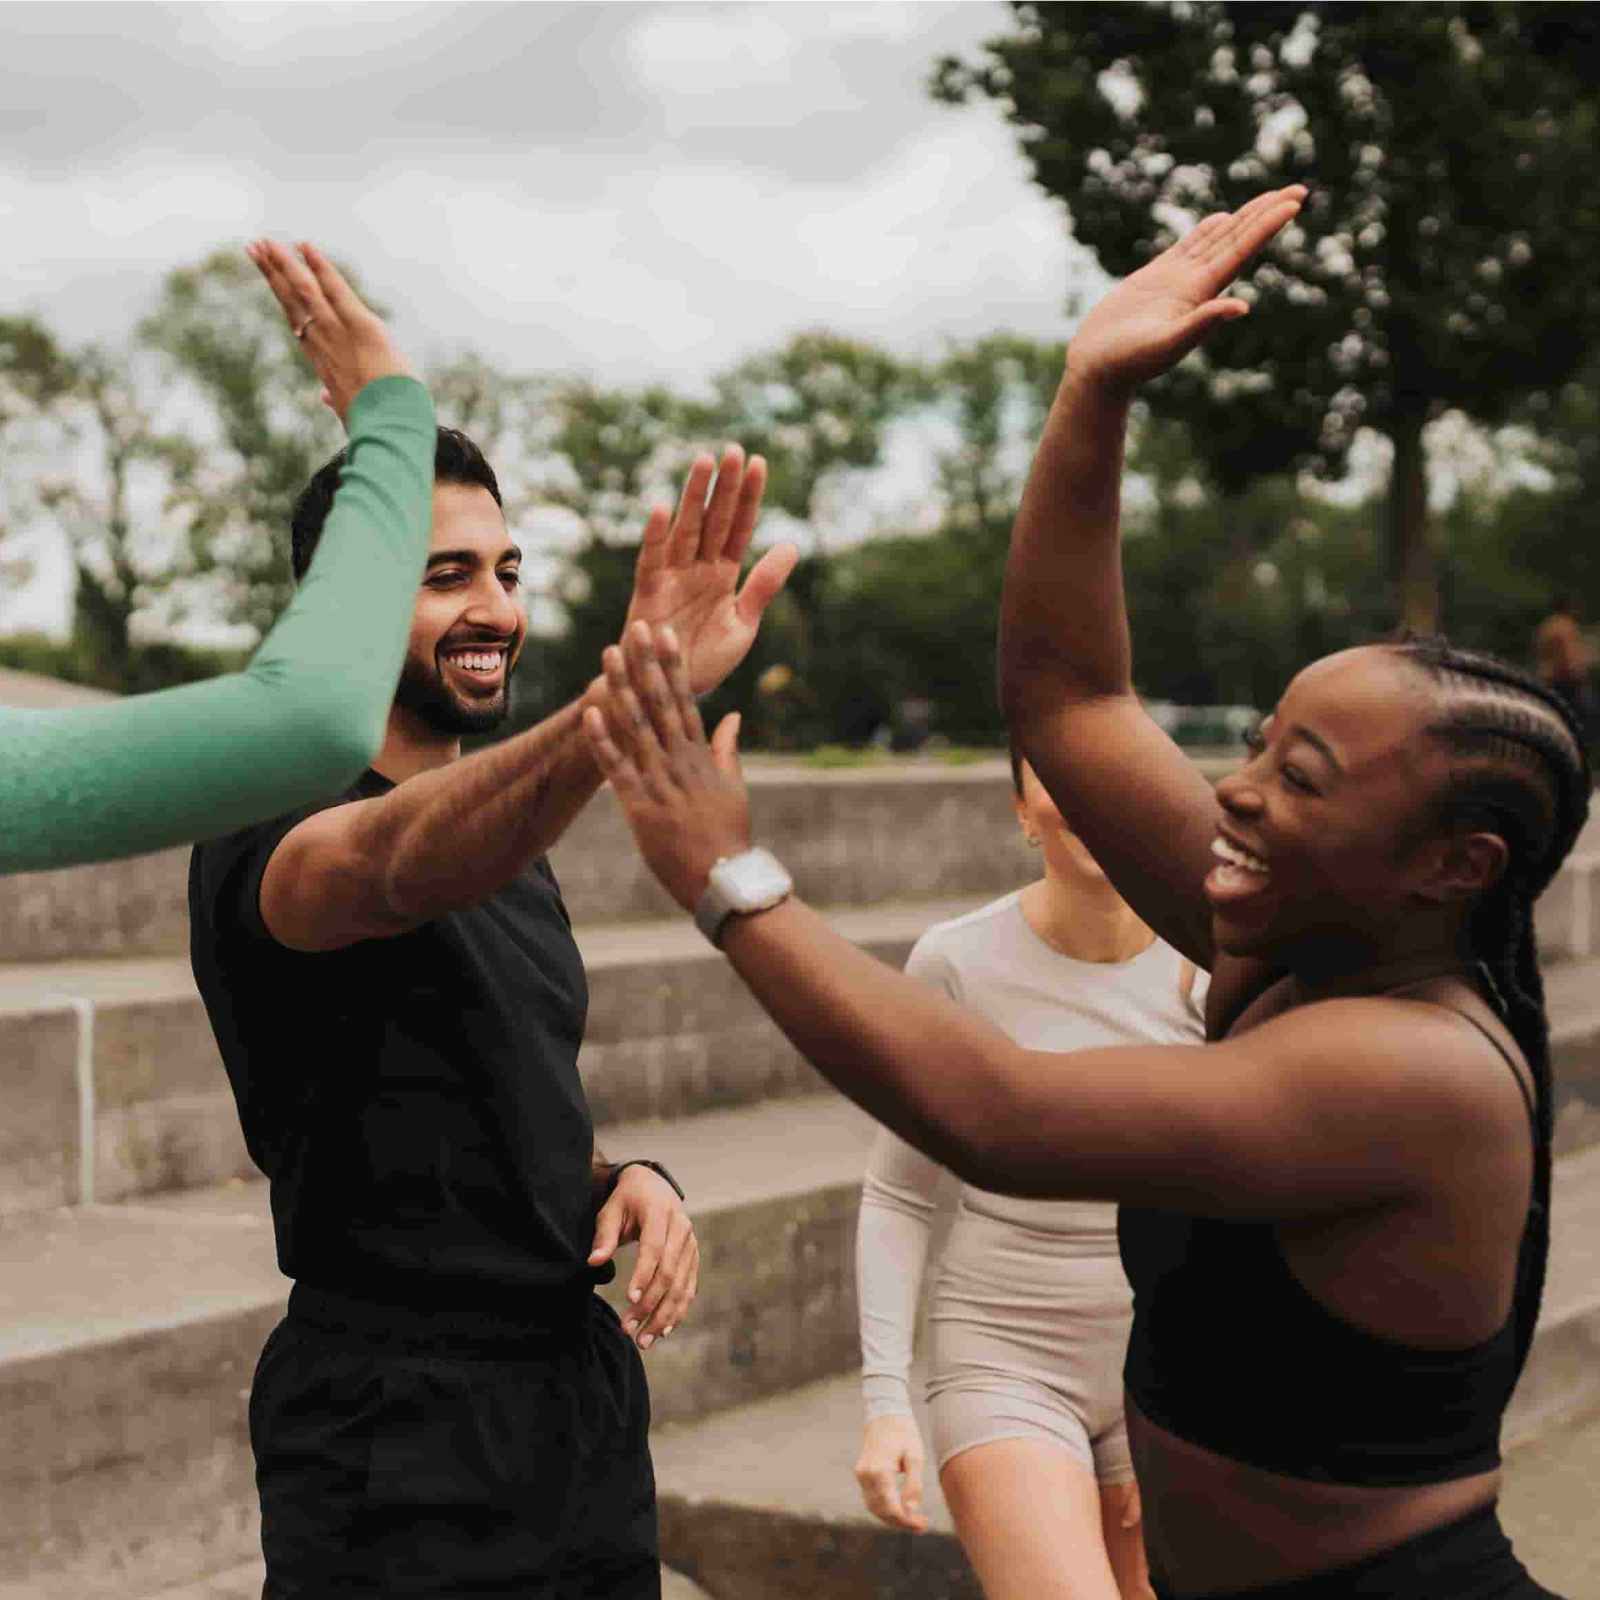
[604, 1158, 685, 1203]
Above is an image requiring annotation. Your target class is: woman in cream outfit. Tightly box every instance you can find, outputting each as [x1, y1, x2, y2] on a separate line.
[853, 755, 1203, 1600]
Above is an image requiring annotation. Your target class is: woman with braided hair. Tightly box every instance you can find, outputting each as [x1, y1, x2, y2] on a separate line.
[581, 187, 1579, 1597]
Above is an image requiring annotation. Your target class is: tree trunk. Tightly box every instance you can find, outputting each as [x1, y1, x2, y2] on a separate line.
[73, 563, 134, 689]
[1387, 414, 1436, 634]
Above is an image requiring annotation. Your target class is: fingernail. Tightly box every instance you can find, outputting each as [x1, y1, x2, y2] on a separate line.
[639, 1334, 655, 1349]
[623, 1319, 638, 1334]
[628, 1287, 641, 1303]
[662, 1325, 674, 1338]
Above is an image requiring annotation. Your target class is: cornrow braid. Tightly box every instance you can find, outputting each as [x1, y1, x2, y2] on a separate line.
[1391, 635, 1591, 1382]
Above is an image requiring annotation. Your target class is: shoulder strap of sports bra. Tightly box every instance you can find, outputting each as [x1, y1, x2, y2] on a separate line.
[1429, 1002, 1539, 1135]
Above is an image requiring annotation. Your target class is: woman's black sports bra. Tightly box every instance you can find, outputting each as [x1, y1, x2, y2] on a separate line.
[1119, 1006, 1541, 1487]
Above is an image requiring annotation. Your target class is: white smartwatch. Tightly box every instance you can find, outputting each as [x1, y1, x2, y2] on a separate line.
[693, 847, 793, 948]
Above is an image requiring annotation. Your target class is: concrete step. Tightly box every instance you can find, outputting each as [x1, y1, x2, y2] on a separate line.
[0, 1092, 874, 1598]
[9, 932, 1600, 1220]
[6, 1130, 1597, 1599]
[0, 899, 977, 1216]
[1500, 1401, 1600, 1600]
[0, 762, 1038, 963]
[649, 1145, 1600, 1600]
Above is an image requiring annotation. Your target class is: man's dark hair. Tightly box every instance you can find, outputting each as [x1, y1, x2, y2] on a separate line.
[289, 426, 503, 582]
[1008, 739, 1025, 797]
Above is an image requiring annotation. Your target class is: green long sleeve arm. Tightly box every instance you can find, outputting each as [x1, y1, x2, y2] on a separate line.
[0, 375, 435, 874]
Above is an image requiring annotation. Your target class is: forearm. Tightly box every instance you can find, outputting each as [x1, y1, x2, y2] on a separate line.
[721, 899, 1036, 1192]
[857, 1169, 937, 1419]
[0, 378, 435, 875]
[999, 370, 1137, 727]
[359, 683, 606, 923]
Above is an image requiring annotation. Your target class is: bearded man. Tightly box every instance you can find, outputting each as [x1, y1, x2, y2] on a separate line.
[189, 426, 792, 1598]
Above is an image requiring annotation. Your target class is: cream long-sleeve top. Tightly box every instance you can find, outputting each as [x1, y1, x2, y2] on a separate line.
[856, 890, 1208, 1421]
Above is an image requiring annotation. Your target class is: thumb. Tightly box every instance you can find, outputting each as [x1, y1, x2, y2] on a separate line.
[1166, 297, 1250, 364]
[710, 712, 743, 778]
[588, 1199, 624, 1265]
[903, 1450, 925, 1519]
[735, 542, 799, 627]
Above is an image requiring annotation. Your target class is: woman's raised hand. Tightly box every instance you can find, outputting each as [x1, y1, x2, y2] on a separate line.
[584, 622, 753, 912]
[246, 239, 415, 426]
[1066, 185, 1307, 397]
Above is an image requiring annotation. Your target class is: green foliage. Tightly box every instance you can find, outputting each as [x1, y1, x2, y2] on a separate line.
[709, 331, 915, 545]
[139, 249, 346, 636]
[934, 2, 1600, 629]
[0, 630, 244, 696]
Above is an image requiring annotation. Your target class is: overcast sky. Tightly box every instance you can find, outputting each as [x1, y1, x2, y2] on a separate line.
[1, 0, 1109, 636]
[1, 1, 1096, 384]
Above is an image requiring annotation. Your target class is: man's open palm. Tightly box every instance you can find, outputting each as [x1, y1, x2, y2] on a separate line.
[623, 446, 797, 697]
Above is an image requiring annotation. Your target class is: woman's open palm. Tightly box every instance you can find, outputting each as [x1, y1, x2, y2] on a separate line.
[1067, 185, 1307, 394]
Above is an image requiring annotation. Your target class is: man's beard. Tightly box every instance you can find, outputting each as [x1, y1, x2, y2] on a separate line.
[396, 652, 513, 735]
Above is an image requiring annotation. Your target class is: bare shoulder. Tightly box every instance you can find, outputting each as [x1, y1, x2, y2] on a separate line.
[1240, 989, 1535, 1150]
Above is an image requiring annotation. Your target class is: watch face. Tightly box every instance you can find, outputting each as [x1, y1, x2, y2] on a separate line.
[713, 848, 793, 910]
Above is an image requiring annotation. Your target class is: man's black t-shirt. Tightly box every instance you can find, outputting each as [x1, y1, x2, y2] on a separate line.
[188, 768, 600, 1311]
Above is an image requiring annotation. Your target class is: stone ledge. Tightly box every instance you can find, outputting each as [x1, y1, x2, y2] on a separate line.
[0, 901, 969, 1212]
[0, 1094, 875, 1596]
[7, 934, 1600, 1217]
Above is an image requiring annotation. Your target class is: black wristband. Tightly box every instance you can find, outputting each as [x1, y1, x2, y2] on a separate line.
[604, 1158, 685, 1203]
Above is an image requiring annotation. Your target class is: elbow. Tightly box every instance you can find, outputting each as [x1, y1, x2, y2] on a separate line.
[997, 625, 1068, 741]
[932, 1088, 1063, 1199]
[290, 695, 387, 795]
[921, 1118, 1021, 1198]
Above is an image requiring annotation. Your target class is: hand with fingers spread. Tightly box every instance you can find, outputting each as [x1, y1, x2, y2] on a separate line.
[588, 1163, 699, 1350]
[854, 1415, 929, 1533]
[584, 621, 753, 911]
[245, 238, 415, 425]
[1065, 185, 1308, 396]
[622, 446, 798, 697]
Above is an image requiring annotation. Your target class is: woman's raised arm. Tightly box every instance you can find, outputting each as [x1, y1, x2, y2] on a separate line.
[0, 241, 435, 873]
[1000, 188, 1306, 967]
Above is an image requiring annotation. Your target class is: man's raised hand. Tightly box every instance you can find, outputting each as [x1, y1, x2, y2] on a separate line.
[1065, 185, 1307, 397]
[624, 446, 798, 697]
[246, 238, 415, 425]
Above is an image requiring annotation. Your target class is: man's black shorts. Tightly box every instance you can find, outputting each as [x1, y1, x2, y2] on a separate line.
[251, 1288, 659, 1599]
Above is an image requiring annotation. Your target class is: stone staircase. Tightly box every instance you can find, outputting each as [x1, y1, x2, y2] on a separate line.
[1, 759, 1598, 1598]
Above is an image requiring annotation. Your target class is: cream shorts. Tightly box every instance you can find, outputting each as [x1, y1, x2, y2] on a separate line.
[925, 1223, 1135, 1485]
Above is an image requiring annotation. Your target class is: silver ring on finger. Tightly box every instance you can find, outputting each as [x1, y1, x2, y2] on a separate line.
[294, 315, 316, 340]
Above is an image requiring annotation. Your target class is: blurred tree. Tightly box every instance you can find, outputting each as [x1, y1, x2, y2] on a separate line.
[710, 331, 912, 554]
[0, 314, 77, 592]
[1436, 362, 1600, 664]
[707, 332, 917, 734]
[139, 249, 346, 638]
[34, 345, 194, 684]
[428, 351, 561, 527]
[935, 2, 1600, 631]
[506, 380, 711, 729]
[931, 333, 1064, 552]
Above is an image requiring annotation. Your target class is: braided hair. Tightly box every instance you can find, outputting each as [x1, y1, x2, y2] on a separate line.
[1391, 636, 1590, 1379]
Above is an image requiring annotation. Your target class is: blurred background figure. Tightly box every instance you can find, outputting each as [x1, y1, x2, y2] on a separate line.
[1533, 596, 1595, 762]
